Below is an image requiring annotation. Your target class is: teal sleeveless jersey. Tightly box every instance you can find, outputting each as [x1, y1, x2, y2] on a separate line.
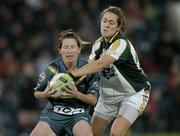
[34, 57, 100, 112]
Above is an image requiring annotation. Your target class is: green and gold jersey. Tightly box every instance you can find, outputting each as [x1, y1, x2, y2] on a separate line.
[89, 32, 150, 96]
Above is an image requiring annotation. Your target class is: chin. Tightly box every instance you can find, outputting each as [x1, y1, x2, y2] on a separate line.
[102, 32, 108, 37]
[68, 59, 76, 63]
[103, 34, 111, 39]
[102, 32, 111, 38]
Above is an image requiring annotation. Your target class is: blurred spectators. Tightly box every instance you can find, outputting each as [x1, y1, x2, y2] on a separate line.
[13, 59, 39, 135]
[0, 0, 179, 135]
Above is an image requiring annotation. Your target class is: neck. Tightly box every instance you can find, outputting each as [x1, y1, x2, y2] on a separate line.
[64, 61, 77, 71]
[104, 31, 119, 43]
[104, 37, 110, 42]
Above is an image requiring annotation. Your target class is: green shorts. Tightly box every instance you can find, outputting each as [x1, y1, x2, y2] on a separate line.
[39, 108, 91, 136]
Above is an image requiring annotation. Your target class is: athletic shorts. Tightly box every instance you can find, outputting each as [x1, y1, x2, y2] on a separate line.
[39, 108, 91, 136]
[94, 88, 150, 124]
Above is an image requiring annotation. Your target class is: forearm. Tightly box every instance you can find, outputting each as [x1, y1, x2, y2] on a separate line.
[34, 91, 48, 99]
[76, 93, 97, 106]
[73, 54, 116, 77]
[74, 60, 104, 77]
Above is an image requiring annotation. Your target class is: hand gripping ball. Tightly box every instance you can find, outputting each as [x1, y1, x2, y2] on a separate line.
[50, 73, 74, 97]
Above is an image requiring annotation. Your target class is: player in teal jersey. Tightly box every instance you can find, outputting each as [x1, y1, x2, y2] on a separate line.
[69, 6, 151, 136]
[30, 30, 100, 136]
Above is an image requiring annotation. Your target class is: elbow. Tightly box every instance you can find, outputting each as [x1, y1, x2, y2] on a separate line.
[93, 101, 97, 106]
[92, 97, 98, 106]
[34, 91, 42, 99]
[34, 91, 38, 99]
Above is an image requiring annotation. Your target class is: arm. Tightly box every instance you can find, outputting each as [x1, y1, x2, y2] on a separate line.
[75, 92, 97, 106]
[65, 84, 97, 106]
[71, 38, 127, 77]
[34, 82, 55, 99]
[71, 54, 116, 77]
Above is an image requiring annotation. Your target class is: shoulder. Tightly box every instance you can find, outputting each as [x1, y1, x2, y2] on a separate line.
[93, 37, 103, 45]
[46, 58, 61, 74]
[91, 37, 103, 52]
[110, 39, 127, 50]
[78, 58, 88, 67]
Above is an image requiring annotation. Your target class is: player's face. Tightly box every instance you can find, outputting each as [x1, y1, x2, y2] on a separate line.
[100, 12, 119, 39]
[59, 38, 81, 63]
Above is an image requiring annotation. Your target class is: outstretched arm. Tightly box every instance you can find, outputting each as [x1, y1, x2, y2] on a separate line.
[71, 54, 116, 77]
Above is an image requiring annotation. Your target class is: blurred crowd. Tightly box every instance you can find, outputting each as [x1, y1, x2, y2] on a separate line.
[0, 0, 179, 135]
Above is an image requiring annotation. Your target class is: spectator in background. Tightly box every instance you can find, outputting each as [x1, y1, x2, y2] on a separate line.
[13, 59, 38, 134]
[166, 55, 180, 131]
[70, 6, 151, 136]
[30, 30, 100, 136]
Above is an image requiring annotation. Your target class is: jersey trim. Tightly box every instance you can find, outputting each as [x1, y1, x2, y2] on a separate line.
[48, 66, 59, 75]
[110, 39, 121, 51]
[75, 75, 87, 85]
[94, 37, 103, 44]
[109, 31, 119, 43]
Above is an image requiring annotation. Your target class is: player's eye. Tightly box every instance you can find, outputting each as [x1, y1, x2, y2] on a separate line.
[62, 46, 68, 49]
[102, 18, 107, 23]
[109, 21, 115, 25]
[71, 45, 77, 49]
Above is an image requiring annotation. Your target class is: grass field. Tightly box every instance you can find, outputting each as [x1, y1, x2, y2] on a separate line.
[133, 133, 180, 136]
[104, 133, 180, 136]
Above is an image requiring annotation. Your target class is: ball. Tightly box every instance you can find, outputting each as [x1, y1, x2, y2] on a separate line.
[50, 73, 74, 97]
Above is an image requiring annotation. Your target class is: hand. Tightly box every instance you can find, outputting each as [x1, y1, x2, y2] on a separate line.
[101, 67, 116, 79]
[63, 84, 81, 99]
[101, 68, 110, 79]
[50, 88, 73, 99]
[42, 82, 56, 97]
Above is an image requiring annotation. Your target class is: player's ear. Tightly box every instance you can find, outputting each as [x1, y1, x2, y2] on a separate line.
[77, 48, 81, 54]
[117, 26, 120, 32]
[79, 48, 81, 53]
[57, 47, 62, 55]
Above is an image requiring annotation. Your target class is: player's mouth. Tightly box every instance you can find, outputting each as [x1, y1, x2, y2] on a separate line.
[103, 29, 107, 32]
[103, 29, 110, 33]
[66, 55, 75, 58]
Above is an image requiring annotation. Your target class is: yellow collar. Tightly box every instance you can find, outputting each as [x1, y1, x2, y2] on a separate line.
[105, 31, 119, 43]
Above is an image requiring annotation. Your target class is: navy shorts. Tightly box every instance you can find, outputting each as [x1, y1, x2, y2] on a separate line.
[39, 108, 91, 136]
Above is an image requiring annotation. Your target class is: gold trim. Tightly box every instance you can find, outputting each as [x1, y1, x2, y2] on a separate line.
[94, 37, 103, 44]
[109, 31, 119, 43]
[48, 66, 58, 74]
[75, 75, 87, 85]
[110, 39, 121, 51]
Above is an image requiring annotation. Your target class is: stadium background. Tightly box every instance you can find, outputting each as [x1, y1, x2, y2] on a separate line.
[0, 0, 179, 135]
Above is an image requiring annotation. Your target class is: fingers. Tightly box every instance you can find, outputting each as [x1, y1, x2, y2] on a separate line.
[63, 87, 72, 94]
[48, 89, 56, 95]
[66, 84, 76, 90]
[51, 91, 73, 99]
[46, 82, 53, 91]
[61, 92, 72, 98]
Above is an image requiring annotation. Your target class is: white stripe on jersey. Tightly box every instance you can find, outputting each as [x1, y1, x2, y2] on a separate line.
[128, 40, 142, 70]
[89, 42, 101, 60]
[107, 39, 127, 60]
